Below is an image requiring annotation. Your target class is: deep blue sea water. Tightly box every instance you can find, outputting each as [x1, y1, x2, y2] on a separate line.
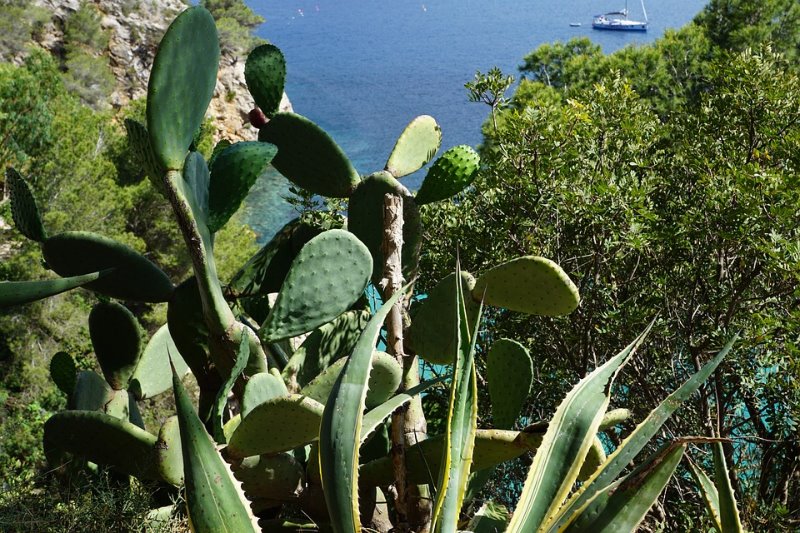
[243, 0, 708, 241]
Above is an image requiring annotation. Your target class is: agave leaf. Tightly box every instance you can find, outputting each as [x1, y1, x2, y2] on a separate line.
[713, 442, 744, 533]
[687, 458, 723, 532]
[0, 270, 110, 309]
[431, 261, 483, 533]
[319, 287, 405, 533]
[171, 360, 258, 532]
[544, 335, 737, 532]
[564, 443, 686, 532]
[506, 324, 653, 532]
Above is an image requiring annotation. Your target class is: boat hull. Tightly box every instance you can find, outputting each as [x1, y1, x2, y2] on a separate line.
[592, 23, 647, 31]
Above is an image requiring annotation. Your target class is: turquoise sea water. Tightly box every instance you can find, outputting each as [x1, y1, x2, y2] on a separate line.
[243, 0, 708, 241]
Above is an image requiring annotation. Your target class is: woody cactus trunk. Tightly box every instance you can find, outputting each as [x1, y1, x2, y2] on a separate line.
[0, 6, 739, 533]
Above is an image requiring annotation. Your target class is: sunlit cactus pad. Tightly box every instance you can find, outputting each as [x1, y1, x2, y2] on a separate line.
[227, 394, 325, 458]
[258, 112, 360, 197]
[385, 115, 442, 178]
[146, 6, 219, 170]
[129, 323, 189, 400]
[300, 350, 401, 408]
[414, 144, 480, 205]
[42, 231, 174, 302]
[472, 256, 580, 316]
[242, 371, 289, 418]
[260, 229, 372, 342]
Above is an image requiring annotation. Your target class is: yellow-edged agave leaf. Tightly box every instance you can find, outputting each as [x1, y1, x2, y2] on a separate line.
[687, 458, 723, 532]
[506, 324, 653, 533]
[713, 442, 744, 532]
[318, 287, 405, 533]
[544, 335, 737, 533]
[171, 362, 258, 533]
[563, 443, 686, 532]
[431, 261, 483, 533]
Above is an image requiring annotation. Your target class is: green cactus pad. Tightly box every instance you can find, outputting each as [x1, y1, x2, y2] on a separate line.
[359, 429, 543, 486]
[6, 168, 46, 242]
[282, 309, 370, 389]
[208, 141, 277, 232]
[129, 323, 190, 400]
[146, 6, 219, 170]
[49, 351, 76, 397]
[242, 372, 288, 418]
[245, 44, 286, 118]
[89, 301, 143, 390]
[259, 229, 372, 343]
[599, 408, 631, 429]
[156, 415, 184, 486]
[487, 338, 533, 429]
[71, 370, 113, 411]
[300, 351, 401, 408]
[414, 144, 480, 205]
[346, 171, 422, 284]
[229, 218, 322, 298]
[123, 119, 166, 195]
[385, 115, 442, 178]
[0, 270, 112, 309]
[407, 271, 480, 365]
[233, 453, 305, 502]
[43, 410, 160, 479]
[472, 256, 580, 316]
[42, 231, 174, 303]
[209, 139, 232, 167]
[258, 112, 360, 197]
[578, 436, 607, 481]
[181, 151, 211, 231]
[227, 394, 325, 458]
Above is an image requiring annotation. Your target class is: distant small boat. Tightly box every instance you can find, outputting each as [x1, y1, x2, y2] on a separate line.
[569, 22, 582, 27]
[593, 0, 648, 31]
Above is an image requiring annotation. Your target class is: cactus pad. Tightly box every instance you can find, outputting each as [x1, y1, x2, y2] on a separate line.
[156, 415, 184, 486]
[42, 231, 174, 303]
[414, 144, 480, 205]
[359, 429, 543, 486]
[71, 370, 113, 411]
[407, 271, 480, 365]
[6, 168, 46, 242]
[282, 309, 370, 389]
[599, 408, 631, 429]
[245, 44, 286, 118]
[124, 119, 166, 195]
[0, 271, 112, 309]
[347, 171, 422, 285]
[89, 301, 143, 390]
[49, 351, 76, 397]
[208, 141, 278, 232]
[167, 277, 211, 377]
[227, 394, 325, 458]
[472, 256, 580, 316]
[146, 6, 220, 170]
[300, 351, 401, 408]
[258, 112, 360, 197]
[487, 338, 533, 429]
[229, 218, 322, 298]
[259, 229, 372, 342]
[234, 453, 305, 502]
[129, 323, 190, 400]
[242, 372, 289, 418]
[385, 115, 442, 178]
[43, 410, 160, 479]
[578, 436, 606, 481]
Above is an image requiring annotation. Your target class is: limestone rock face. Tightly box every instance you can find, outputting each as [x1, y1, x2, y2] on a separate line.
[26, 0, 290, 142]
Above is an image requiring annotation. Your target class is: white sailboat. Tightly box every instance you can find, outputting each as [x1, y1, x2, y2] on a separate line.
[592, 0, 648, 31]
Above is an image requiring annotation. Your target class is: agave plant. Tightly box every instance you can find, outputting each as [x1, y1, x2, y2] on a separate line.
[0, 6, 738, 533]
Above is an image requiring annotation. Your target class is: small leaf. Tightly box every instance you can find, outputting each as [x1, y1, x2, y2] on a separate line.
[6, 168, 46, 241]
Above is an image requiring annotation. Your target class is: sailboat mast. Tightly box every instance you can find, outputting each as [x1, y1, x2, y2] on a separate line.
[640, 0, 648, 22]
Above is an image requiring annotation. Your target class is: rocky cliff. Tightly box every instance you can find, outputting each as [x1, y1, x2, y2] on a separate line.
[27, 0, 290, 142]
